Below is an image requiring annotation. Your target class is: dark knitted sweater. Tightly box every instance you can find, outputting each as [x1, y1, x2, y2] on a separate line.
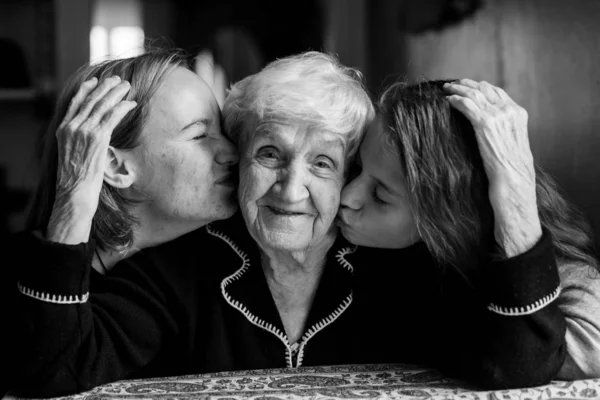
[8, 215, 564, 397]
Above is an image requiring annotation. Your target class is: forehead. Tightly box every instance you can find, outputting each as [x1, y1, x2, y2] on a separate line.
[361, 118, 405, 181]
[146, 67, 220, 137]
[253, 122, 346, 148]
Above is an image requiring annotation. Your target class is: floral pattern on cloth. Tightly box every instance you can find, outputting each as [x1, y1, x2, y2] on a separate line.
[5, 364, 600, 400]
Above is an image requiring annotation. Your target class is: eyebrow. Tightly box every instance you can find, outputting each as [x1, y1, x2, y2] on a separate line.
[180, 118, 211, 132]
[318, 137, 345, 151]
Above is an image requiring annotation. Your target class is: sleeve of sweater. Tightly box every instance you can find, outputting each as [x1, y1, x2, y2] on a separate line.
[437, 228, 566, 389]
[554, 261, 600, 380]
[0, 232, 21, 397]
[12, 231, 180, 398]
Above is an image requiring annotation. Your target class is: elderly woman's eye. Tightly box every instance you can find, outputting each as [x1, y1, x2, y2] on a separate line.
[193, 133, 207, 141]
[257, 146, 279, 160]
[314, 157, 335, 170]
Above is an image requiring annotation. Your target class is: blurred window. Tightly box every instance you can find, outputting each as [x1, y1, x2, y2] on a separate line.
[90, 0, 144, 63]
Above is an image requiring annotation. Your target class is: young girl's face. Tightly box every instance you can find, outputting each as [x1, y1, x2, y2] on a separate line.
[337, 117, 419, 249]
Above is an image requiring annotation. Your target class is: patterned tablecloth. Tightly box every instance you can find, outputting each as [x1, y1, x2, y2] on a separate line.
[6, 364, 600, 400]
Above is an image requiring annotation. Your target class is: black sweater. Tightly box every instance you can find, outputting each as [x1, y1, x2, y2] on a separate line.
[8, 216, 565, 397]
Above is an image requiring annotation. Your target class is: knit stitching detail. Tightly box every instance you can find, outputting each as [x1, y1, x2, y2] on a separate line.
[295, 246, 355, 367]
[296, 292, 353, 367]
[207, 224, 294, 368]
[17, 282, 89, 304]
[487, 285, 561, 316]
[335, 245, 356, 273]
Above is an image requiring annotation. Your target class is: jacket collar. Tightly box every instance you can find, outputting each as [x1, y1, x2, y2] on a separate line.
[205, 219, 355, 368]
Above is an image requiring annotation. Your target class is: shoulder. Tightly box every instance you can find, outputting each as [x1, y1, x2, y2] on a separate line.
[113, 218, 250, 285]
[557, 260, 600, 305]
[348, 242, 436, 276]
[558, 260, 600, 284]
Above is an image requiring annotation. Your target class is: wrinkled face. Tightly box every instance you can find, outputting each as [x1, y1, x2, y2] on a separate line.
[131, 67, 238, 227]
[239, 122, 346, 252]
[338, 117, 419, 248]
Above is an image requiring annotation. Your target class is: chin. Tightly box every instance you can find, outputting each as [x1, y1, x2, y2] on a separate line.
[259, 231, 311, 252]
[339, 227, 362, 246]
[191, 202, 238, 225]
[216, 202, 238, 221]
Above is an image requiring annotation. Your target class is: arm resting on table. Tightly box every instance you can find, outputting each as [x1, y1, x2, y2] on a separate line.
[11, 232, 179, 398]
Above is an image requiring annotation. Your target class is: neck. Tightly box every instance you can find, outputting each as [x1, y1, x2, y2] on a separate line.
[262, 252, 327, 302]
[91, 205, 210, 274]
[93, 246, 138, 274]
[260, 229, 336, 277]
[262, 256, 325, 344]
[260, 231, 336, 343]
[133, 205, 211, 249]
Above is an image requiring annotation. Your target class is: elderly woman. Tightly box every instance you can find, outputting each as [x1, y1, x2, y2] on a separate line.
[339, 78, 600, 384]
[218, 52, 373, 348]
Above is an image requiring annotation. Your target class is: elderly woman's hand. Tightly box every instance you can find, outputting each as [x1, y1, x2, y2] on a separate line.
[444, 79, 542, 258]
[47, 76, 136, 244]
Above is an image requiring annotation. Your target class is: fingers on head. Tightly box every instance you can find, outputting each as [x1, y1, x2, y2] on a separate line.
[99, 101, 138, 132]
[75, 76, 124, 121]
[456, 78, 480, 89]
[87, 80, 132, 124]
[62, 77, 99, 124]
[477, 81, 502, 103]
[61, 77, 133, 140]
[445, 82, 488, 105]
[446, 94, 481, 120]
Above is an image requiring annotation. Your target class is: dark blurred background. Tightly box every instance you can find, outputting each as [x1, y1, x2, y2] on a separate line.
[1, 0, 599, 244]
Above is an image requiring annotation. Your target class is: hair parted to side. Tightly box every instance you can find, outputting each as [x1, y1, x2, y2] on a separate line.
[223, 51, 375, 163]
[26, 48, 188, 251]
[379, 79, 598, 278]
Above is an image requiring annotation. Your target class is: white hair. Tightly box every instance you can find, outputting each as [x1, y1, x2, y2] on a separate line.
[223, 51, 375, 161]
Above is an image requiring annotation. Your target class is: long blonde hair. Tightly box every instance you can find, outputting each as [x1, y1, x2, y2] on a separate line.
[26, 49, 187, 251]
[379, 79, 598, 278]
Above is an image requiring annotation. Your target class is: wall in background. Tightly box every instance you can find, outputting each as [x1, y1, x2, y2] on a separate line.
[0, 0, 90, 233]
[368, 0, 600, 239]
[2, 0, 599, 239]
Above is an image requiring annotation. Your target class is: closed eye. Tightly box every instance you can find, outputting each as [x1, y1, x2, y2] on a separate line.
[372, 188, 388, 206]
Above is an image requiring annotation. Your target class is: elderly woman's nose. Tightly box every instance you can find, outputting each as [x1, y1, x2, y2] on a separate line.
[215, 135, 239, 166]
[340, 177, 364, 210]
[273, 167, 309, 202]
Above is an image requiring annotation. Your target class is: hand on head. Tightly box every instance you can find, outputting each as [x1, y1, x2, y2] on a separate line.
[37, 49, 239, 256]
[444, 79, 542, 256]
[48, 75, 137, 244]
[443, 79, 535, 192]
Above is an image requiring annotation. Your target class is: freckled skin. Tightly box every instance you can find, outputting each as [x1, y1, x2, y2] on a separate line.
[125, 67, 238, 231]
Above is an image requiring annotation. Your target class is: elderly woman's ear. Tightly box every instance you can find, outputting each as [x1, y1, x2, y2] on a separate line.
[103, 146, 136, 189]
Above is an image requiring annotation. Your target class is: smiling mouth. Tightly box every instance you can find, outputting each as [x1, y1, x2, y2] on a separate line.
[266, 206, 305, 216]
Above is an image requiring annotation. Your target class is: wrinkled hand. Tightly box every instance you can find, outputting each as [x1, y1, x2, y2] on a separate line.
[445, 79, 542, 257]
[194, 50, 227, 109]
[48, 76, 137, 244]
